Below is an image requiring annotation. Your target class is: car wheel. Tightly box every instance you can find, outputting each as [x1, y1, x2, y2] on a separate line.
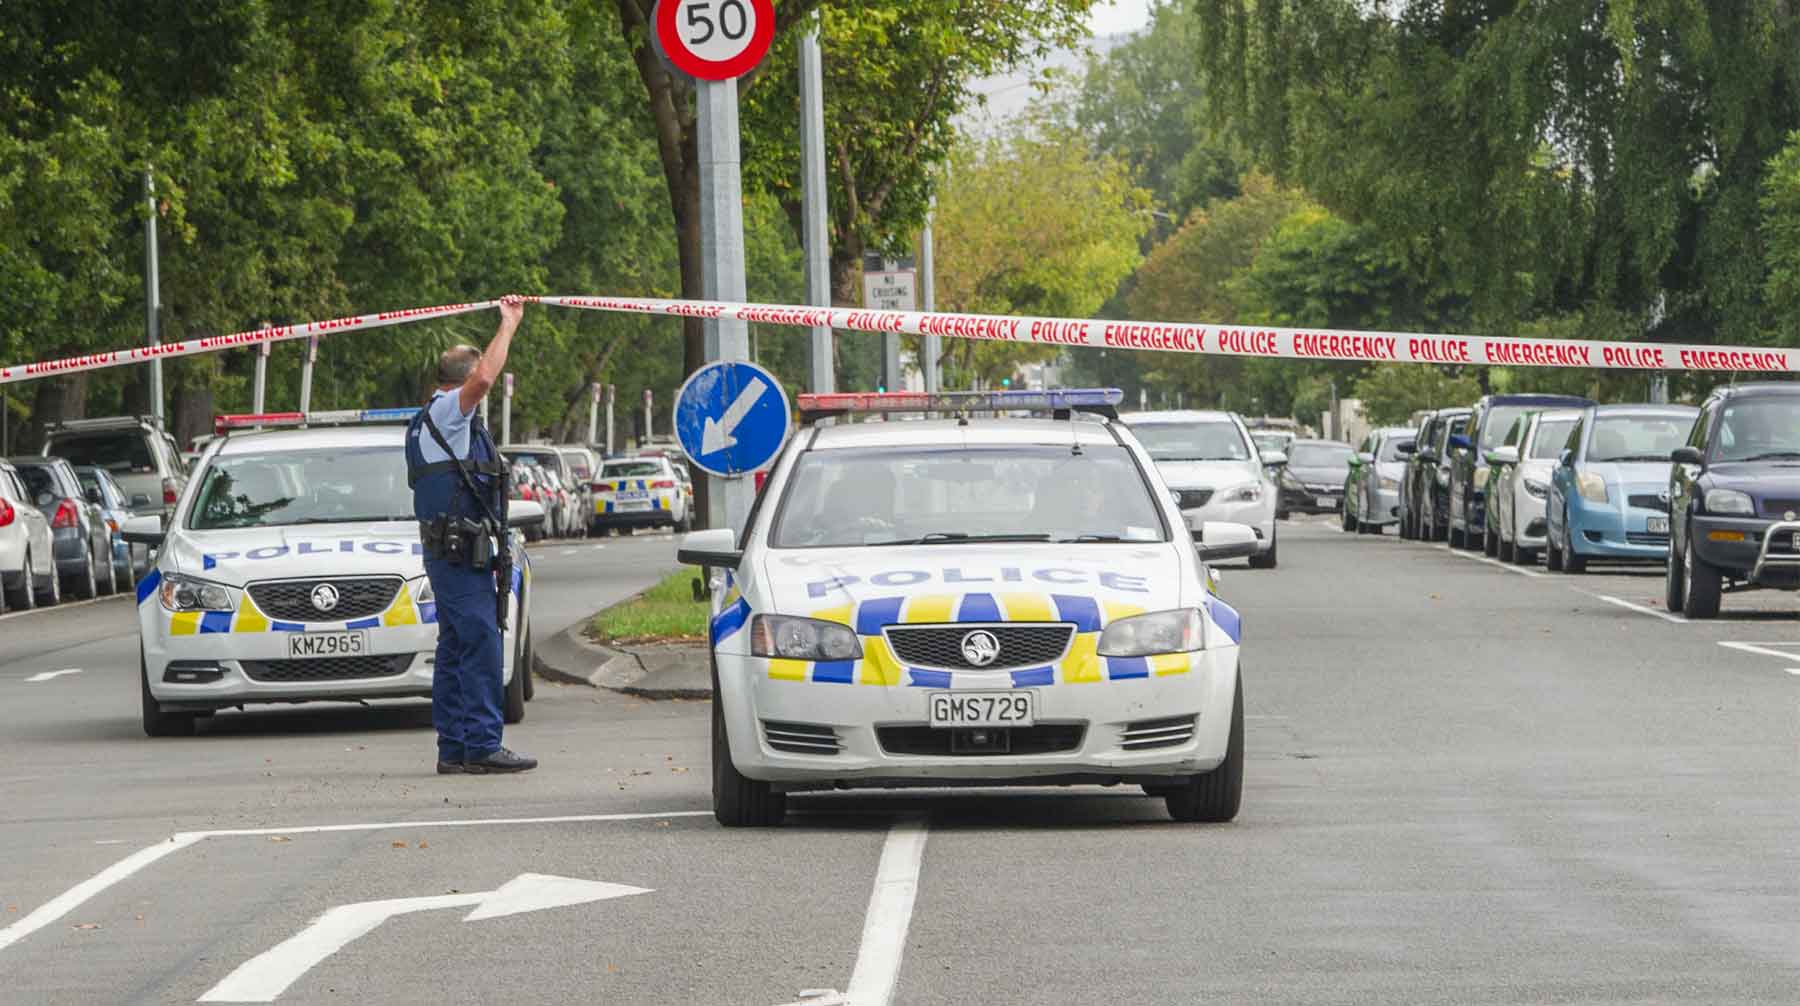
[1561, 514, 1587, 573]
[41, 556, 62, 606]
[100, 547, 119, 596]
[1484, 521, 1499, 556]
[1166, 674, 1243, 823]
[518, 619, 535, 702]
[502, 650, 526, 725]
[1681, 532, 1722, 619]
[1248, 527, 1278, 569]
[712, 658, 785, 827]
[141, 650, 196, 738]
[1499, 536, 1515, 563]
[6, 550, 36, 610]
[1546, 534, 1564, 572]
[1664, 533, 1687, 613]
[71, 548, 98, 600]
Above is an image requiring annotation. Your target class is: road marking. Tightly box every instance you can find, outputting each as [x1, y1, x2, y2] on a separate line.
[23, 668, 82, 683]
[844, 818, 929, 1006]
[0, 596, 125, 622]
[0, 810, 707, 957]
[1717, 641, 1800, 674]
[1439, 543, 1543, 578]
[200, 874, 651, 1002]
[559, 548, 578, 556]
[1590, 594, 1686, 624]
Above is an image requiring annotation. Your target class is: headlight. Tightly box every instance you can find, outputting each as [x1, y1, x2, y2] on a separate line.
[1220, 481, 1262, 504]
[1379, 476, 1399, 490]
[1472, 466, 1491, 491]
[1523, 477, 1549, 499]
[750, 615, 862, 661]
[1705, 488, 1754, 516]
[159, 573, 235, 612]
[1097, 608, 1205, 656]
[1576, 472, 1609, 503]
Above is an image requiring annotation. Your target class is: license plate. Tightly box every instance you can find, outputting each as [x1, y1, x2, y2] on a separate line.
[286, 631, 368, 659]
[617, 500, 651, 510]
[1317, 495, 1339, 508]
[1647, 516, 1669, 535]
[928, 691, 1035, 728]
[616, 491, 649, 501]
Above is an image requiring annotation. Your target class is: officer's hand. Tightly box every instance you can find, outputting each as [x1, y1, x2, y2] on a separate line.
[497, 294, 525, 328]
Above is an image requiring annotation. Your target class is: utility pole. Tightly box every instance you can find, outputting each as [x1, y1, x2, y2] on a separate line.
[605, 384, 615, 455]
[501, 372, 514, 444]
[587, 382, 601, 445]
[698, 76, 756, 532]
[799, 16, 834, 395]
[642, 387, 654, 446]
[920, 203, 939, 394]
[144, 168, 164, 425]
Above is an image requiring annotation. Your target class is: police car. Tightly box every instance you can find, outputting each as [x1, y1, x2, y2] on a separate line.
[677, 389, 1260, 827]
[121, 410, 542, 737]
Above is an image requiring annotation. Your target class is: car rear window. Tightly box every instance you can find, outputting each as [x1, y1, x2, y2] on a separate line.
[47, 432, 156, 473]
[1129, 421, 1252, 462]
[1529, 419, 1576, 460]
[1289, 444, 1353, 468]
[603, 462, 663, 478]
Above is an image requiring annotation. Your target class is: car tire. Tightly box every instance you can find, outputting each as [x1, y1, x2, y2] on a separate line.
[71, 548, 98, 600]
[1449, 524, 1465, 549]
[1681, 532, 1722, 619]
[1341, 504, 1354, 533]
[712, 659, 785, 827]
[1249, 527, 1278, 569]
[1498, 536, 1515, 563]
[1664, 534, 1687, 613]
[1561, 514, 1587, 573]
[1546, 534, 1564, 572]
[6, 550, 36, 611]
[141, 651, 196, 738]
[1484, 523, 1499, 556]
[41, 556, 61, 606]
[519, 620, 535, 702]
[503, 650, 526, 725]
[101, 547, 119, 596]
[1166, 674, 1243, 823]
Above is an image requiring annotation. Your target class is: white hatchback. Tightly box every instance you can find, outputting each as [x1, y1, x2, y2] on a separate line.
[1120, 410, 1281, 568]
[679, 390, 1258, 827]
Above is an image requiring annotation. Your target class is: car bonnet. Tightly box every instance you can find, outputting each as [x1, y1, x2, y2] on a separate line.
[161, 522, 427, 583]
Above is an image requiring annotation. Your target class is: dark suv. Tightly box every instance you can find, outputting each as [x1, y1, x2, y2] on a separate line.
[1448, 393, 1592, 549]
[1665, 383, 1800, 618]
[1400, 407, 1470, 541]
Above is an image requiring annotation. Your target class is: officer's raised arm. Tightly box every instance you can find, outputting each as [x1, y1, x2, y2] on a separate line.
[458, 294, 526, 415]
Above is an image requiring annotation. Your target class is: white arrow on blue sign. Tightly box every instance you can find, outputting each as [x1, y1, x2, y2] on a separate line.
[674, 360, 792, 478]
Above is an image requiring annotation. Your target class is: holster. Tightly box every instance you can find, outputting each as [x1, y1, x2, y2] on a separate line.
[420, 515, 493, 569]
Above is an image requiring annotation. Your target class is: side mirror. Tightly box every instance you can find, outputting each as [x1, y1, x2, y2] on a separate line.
[1193, 521, 1260, 562]
[1671, 446, 1704, 467]
[1559, 448, 1574, 468]
[677, 527, 743, 569]
[1395, 441, 1416, 456]
[1486, 446, 1519, 466]
[120, 514, 165, 547]
[1167, 489, 1183, 510]
[1355, 451, 1375, 465]
[507, 499, 546, 529]
[1262, 451, 1288, 467]
[1418, 449, 1439, 463]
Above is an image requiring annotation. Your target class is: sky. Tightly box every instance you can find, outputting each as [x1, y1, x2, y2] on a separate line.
[1088, 0, 1152, 37]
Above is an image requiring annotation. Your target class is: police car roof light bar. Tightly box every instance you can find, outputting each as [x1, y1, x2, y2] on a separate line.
[797, 388, 1123, 424]
[214, 408, 421, 434]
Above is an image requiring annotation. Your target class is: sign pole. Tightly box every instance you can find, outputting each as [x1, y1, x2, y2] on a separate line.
[588, 382, 600, 444]
[697, 75, 756, 533]
[501, 372, 514, 444]
[298, 335, 319, 418]
[920, 203, 939, 394]
[605, 384, 615, 455]
[144, 168, 164, 425]
[643, 387, 654, 446]
[799, 16, 834, 395]
[251, 327, 271, 413]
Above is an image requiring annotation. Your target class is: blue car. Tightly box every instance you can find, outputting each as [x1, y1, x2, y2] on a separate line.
[1448, 393, 1593, 551]
[1545, 404, 1699, 573]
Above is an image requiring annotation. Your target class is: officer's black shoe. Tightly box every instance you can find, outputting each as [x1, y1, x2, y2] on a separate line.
[463, 748, 538, 774]
[436, 760, 467, 775]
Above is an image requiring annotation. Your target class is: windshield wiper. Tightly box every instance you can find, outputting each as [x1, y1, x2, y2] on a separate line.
[1738, 451, 1800, 462]
[879, 532, 1054, 546]
[1156, 456, 1243, 462]
[1595, 455, 1676, 463]
[1057, 534, 1127, 543]
[289, 515, 411, 525]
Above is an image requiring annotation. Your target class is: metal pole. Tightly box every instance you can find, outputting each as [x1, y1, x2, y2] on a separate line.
[251, 330, 270, 413]
[920, 204, 939, 394]
[799, 18, 834, 395]
[501, 372, 513, 444]
[144, 169, 163, 425]
[298, 335, 319, 417]
[643, 388, 654, 445]
[883, 330, 902, 392]
[588, 382, 600, 444]
[698, 76, 756, 533]
[605, 384, 615, 455]
[479, 395, 490, 427]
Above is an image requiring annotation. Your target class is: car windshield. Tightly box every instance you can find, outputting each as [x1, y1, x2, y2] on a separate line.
[770, 445, 1166, 548]
[1481, 407, 1532, 450]
[1252, 433, 1291, 452]
[74, 469, 106, 501]
[603, 461, 663, 478]
[15, 464, 61, 506]
[48, 431, 156, 474]
[505, 451, 562, 473]
[1529, 419, 1577, 460]
[1587, 415, 1692, 463]
[1288, 443, 1353, 469]
[1129, 421, 1251, 462]
[187, 447, 412, 530]
[1715, 399, 1800, 463]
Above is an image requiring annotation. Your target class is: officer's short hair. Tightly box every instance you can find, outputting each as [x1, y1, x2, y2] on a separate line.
[437, 345, 481, 385]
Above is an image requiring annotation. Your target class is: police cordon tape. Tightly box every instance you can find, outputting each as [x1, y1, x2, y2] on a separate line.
[2, 293, 1793, 386]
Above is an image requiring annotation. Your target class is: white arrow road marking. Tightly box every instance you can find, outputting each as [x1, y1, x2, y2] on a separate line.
[700, 377, 768, 455]
[844, 818, 929, 1006]
[199, 874, 650, 1003]
[24, 668, 82, 683]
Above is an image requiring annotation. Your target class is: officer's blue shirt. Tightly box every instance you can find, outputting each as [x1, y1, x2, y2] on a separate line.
[419, 389, 473, 464]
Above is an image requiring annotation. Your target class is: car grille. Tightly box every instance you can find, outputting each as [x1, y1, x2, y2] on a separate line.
[1628, 494, 1670, 513]
[762, 721, 841, 756]
[876, 724, 1085, 757]
[883, 624, 1074, 672]
[1120, 715, 1197, 751]
[247, 577, 402, 622]
[1761, 498, 1800, 518]
[1175, 489, 1214, 510]
[1625, 532, 1670, 547]
[240, 653, 413, 682]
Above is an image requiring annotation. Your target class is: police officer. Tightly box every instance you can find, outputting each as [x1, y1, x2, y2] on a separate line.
[407, 294, 536, 775]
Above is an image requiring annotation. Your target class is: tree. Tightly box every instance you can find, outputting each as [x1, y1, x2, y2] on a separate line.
[1352, 366, 1482, 427]
[1765, 130, 1800, 342]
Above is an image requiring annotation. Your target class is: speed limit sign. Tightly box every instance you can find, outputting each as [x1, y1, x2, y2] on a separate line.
[655, 0, 775, 81]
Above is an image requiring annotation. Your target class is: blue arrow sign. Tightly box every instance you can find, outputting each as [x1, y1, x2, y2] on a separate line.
[674, 361, 792, 478]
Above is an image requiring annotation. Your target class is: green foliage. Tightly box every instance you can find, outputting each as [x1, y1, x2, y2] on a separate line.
[1765, 131, 1800, 341]
[1352, 367, 1482, 427]
[589, 569, 708, 643]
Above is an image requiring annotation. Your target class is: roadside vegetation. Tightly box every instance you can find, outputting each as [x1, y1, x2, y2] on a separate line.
[589, 571, 709, 645]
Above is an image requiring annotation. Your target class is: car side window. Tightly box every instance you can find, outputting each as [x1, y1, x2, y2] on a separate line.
[1689, 403, 1715, 454]
[1504, 416, 1526, 448]
[1563, 420, 1584, 458]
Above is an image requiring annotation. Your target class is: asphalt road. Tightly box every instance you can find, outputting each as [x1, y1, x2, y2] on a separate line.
[1, 519, 1795, 1004]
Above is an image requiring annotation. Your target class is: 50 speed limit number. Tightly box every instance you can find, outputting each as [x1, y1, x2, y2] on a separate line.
[655, 0, 775, 81]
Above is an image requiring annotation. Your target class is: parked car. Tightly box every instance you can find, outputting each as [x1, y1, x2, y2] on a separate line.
[1119, 411, 1280, 568]
[1402, 407, 1471, 542]
[1344, 427, 1415, 534]
[9, 456, 114, 598]
[508, 464, 551, 542]
[1663, 384, 1800, 618]
[1448, 394, 1594, 549]
[1545, 405, 1699, 574]
[1485, 409, 1581, 564]
[500, 444, 576, 536]
[0, 459, 58, 610]
[557, 445, 598, 532]
[72, 464, 139, 589]
[41, 415, 188, 518]
[1275, 439, 1354, 517]
[591, 455, 692, 535]
[1251, 429, 1297, 464]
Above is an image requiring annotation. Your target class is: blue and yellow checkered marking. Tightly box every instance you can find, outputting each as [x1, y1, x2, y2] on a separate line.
[596, 478, 675, 515]
[162, 580, 435, 635]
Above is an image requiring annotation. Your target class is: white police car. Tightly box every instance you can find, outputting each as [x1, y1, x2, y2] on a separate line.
[122, 410, 541, 737]
[678, 389, 1259, 827]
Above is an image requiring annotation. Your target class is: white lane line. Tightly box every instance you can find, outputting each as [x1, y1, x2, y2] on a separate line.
[0, 810, 709, 957]
[1717, 641, 1800, 674]
[1439, 543, 1544, 578]
[23, 668, 82, 683]
[559, 548, 578, 556]
[1589, 593, 1687, 624]
[844, 818, 929, 1006]
[0, 596, 125, 622]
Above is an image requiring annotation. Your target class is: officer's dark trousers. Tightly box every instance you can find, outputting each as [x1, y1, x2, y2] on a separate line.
[425, 558, 504, 762]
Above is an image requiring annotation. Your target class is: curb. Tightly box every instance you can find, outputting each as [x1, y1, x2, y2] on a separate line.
[533, 621, 712, 700]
